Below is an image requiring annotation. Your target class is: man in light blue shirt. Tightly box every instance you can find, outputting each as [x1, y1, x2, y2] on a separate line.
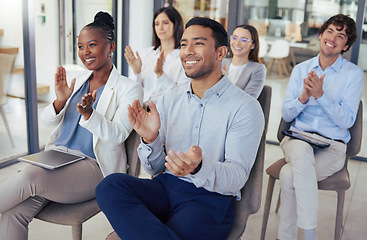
[278, 14, 363, 240]
[96, 17, 264, 240]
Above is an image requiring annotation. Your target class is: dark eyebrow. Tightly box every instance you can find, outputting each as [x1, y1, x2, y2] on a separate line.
[193, 37, 208, 41]
[337, 32, 347, 37]
[77, 39, 98, 45]
[180, 37, 208, 43]
[327, 27, 347, 37]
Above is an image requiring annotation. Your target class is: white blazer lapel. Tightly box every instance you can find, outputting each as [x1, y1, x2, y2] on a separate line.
[95, 66, 118, 118]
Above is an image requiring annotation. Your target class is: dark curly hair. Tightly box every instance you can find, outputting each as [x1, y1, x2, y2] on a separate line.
[85, 11, 115, 43]
[152, 6, 184, 50]
[320, 14, 357, 54]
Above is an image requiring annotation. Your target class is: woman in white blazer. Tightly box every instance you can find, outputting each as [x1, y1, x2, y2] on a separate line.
[0, 12, 143, 239]
[124, 6, 190, 104]
[222, 24, 266, 99]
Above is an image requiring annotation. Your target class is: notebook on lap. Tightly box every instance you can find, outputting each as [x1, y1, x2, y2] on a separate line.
[282, 130, 330, 148]
[18, 149, 86, 170]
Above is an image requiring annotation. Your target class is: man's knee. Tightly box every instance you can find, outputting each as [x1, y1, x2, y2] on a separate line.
[96, 173, 131, 205]
[282, 140, 314, 166]
[279, 163, 293, 187]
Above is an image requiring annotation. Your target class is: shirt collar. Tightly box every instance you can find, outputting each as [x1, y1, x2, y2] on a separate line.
[314, 54, 343, 72]
[185, 75, 231, 98]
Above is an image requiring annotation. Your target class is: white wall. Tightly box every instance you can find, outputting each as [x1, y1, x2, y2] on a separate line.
[34, 0, 60, 102]
[0, 0, 24, 66]
[128, 0, 153, 77]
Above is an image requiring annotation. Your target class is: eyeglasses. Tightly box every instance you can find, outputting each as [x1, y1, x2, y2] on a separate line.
[230, 35, 253, 43]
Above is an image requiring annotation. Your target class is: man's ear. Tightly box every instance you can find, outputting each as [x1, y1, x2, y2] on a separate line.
[216, 46, 227, 61]
[342, 44, 349, 52]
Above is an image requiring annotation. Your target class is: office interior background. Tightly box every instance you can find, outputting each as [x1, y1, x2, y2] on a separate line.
[1, 0, 366, 164]
[1, 0, 367, 239]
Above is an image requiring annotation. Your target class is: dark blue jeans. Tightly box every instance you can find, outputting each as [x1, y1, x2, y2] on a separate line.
[96, 173, 235, 240]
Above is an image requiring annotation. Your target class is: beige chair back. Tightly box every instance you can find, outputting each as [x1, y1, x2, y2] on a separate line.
[226, 85, 272, 239]
[0, 53, 16, 104]
[126, 129, 141, 177]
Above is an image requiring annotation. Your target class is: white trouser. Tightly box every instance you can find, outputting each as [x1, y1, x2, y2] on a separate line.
[278, 133, 346, 240]
[0, 148, 103, 240]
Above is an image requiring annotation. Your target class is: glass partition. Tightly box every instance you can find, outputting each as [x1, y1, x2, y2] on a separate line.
[0, 0, 28, 163]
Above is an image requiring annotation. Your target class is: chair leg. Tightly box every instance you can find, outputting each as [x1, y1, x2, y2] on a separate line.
[0, 106, 15, 148]
[267, 58, 274, 74]
[334, 190, 345, 240]
[280, 59, 289, 77]
[275, 190, 281, 213]
[285, 56, 293, 72]
[277, 60, 283, 78]
[261, 176, 276, 240]
[259, 57, 266, 66]
[72, 224, 82, 240]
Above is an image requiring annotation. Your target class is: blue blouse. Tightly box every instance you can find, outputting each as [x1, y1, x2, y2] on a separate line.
[54, 80, 105, 158]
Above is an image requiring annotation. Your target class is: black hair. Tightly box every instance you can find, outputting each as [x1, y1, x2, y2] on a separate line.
[153, 6, 184, 50]
[85, 11, 115, 43]
[228, 24, 259, 62]
[320, 14, 357, 54]
[185, 17, 228, 49]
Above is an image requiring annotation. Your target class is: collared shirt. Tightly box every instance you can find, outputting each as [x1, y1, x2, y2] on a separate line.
[133, 46, 190, 104]
[282, 54, 363, 143]
[137, 76, 264, 200]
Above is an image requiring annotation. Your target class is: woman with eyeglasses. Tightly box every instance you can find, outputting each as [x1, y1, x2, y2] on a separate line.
[222, 24, 266, 99]
[124, 6, 189, 104]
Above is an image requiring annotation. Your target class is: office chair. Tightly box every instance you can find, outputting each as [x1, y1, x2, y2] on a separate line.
[266, 39, 290, 78]
[260, 101, 363, 240]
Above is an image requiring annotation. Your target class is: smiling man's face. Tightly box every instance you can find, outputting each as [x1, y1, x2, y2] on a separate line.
[179, 25, 218, 80]
[319, 24, 349, 59]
